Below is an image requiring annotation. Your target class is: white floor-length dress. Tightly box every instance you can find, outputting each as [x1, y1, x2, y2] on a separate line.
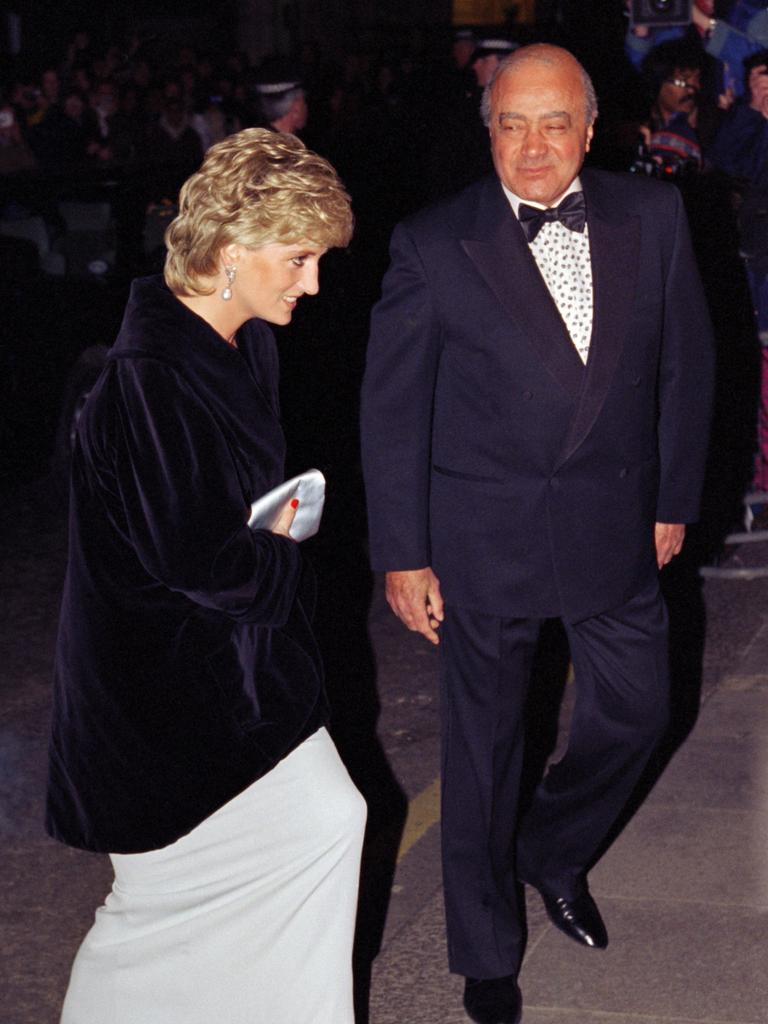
[61, 728, 366, 1024]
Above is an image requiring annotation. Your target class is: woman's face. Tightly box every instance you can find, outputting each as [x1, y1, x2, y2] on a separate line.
[228, 240, 328, 325]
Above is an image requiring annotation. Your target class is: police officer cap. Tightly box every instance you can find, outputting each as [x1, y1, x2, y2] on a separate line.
[472, 36, 519, 61]
[253, 59, 303, 97]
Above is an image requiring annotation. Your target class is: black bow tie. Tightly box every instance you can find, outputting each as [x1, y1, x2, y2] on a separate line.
[518, 191, 587, 243]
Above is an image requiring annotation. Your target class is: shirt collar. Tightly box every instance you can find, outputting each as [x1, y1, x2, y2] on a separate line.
[502, 176, 583, 218]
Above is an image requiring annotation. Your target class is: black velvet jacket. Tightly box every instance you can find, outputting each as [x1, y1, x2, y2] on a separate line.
[46, 276, 328, 853]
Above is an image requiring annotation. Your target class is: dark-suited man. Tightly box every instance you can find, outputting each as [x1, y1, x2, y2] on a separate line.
[360, 45, 714, 1024]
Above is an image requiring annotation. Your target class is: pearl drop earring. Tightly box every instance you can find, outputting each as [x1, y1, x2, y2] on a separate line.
[222, 265, 236, 301]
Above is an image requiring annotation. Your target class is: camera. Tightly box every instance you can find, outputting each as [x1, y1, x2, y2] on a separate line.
[630, 143, 698, 181]
[629, 0, 691, 28]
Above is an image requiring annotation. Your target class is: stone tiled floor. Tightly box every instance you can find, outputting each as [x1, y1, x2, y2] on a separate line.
[4, 475, 768, 1023]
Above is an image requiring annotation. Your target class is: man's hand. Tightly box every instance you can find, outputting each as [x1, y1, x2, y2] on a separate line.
[625, 0, 650, 36]
[718, 85, 735, 111]
[385, 567, 444, 645]
[749, 65, 768, 117]
[690, 4, 711, 34]
[654, 522, 685, 569]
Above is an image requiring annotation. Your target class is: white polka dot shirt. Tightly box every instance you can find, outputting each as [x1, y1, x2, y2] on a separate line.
[503, 180, 594, 365]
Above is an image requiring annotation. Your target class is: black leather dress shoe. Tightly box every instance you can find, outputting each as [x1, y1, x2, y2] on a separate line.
[539, 888, 608, 949]
[463, 975, 522, 1024]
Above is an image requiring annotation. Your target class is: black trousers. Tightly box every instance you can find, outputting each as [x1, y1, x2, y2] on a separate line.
[439, 577, 670, 979]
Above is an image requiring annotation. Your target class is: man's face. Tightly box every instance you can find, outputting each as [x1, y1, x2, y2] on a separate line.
[64, 93, 84, 119]
[453, 39, 476, 70]
[658, 67, 701, 119]
[473, 54, 500, 89]
[694, 0, 714, 15]
[489, 58, 593, 206]
[288, 92, 308, 132]
[93, 83, 116, 115]
[41, 70, 59, 103]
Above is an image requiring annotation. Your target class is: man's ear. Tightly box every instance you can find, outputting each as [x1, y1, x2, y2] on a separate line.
[585, 122, 595, 152]
[288, 96, 304, 127]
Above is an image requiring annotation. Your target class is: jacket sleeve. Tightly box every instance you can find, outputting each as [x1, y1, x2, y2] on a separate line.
[710, 103, 768, 183]
[707, 16, 768, 92]
[101, 357, 302, 626]
[655, 187, 716, 524]
[360, 221, 442, 572]
[624, 25, 684, 72]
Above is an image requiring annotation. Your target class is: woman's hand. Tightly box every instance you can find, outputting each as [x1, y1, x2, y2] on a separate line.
[271, 497, 299, 539]
[749, 66, 768, 117]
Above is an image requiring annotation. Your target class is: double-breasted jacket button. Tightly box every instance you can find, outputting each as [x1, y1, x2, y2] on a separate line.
[619, 467, 628, 479]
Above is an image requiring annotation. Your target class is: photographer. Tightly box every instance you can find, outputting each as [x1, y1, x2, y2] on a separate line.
[702, 1, 768, 91]
[711, 48, 768, 491]
[629, 38, 724, 174]
[711, 47, 768, 182]
[626, 1, 739, 102]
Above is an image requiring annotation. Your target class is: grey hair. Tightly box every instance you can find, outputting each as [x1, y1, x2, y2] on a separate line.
[480, 45, 598, 127]
[258, 86, 304, 125]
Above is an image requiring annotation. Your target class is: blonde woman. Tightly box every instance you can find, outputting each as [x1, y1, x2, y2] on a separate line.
[46, 128, 365, 1024]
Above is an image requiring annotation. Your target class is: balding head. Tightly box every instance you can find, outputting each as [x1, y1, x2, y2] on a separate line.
[481, 44, 598, 128]
[484, 44, 596, 206]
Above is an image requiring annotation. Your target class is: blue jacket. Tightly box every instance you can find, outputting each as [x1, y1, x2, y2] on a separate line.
[711, 100, 768, 184]
[625, 3, 768, 96]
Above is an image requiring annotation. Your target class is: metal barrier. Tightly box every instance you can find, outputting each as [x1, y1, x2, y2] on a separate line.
[699, 490, 768, 578]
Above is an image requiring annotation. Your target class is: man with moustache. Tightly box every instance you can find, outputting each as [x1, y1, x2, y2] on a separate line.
[360, 45, 714, 1024]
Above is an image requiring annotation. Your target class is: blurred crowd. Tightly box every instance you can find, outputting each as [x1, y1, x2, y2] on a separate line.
[0, 27, 481, 216]
[620, 1, 768, 508]
[3, 5, 768, 528]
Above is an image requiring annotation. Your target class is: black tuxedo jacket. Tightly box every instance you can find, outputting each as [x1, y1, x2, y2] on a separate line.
[361, 169, 715, 621]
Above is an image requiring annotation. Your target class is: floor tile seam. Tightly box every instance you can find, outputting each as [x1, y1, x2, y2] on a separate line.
[701, 610, 768, 682]
[696, 687, 768, 711]
[675, 716, 768, 740]
[632, 796, 768, 814]
[374, 882, 445, 956]
[678, 730, 768, 741]
[735, 612, 768, 655]
[521, 917, 555, 963]
[702, 666, 768, 694]
[621, 804, 768, 822]
[626, 795, 768, 814]
[521, 1006, 760, 1024]
[585, 891, 768, 910]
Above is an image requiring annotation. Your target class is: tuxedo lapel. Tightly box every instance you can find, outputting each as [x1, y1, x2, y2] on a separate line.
[460, 179, 585, 398]
[555, 173, 641, 469]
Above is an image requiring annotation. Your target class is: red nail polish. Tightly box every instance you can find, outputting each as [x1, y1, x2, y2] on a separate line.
[290, 498, 299, 509]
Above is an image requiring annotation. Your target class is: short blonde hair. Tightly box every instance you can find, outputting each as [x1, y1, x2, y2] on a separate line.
[164, 127, 353, 296]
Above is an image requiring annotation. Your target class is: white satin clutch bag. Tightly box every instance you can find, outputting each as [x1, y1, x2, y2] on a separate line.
[247, 468, 326, 541]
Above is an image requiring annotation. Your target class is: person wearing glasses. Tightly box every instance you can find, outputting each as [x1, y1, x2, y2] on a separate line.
[639, 37, 725, 171]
